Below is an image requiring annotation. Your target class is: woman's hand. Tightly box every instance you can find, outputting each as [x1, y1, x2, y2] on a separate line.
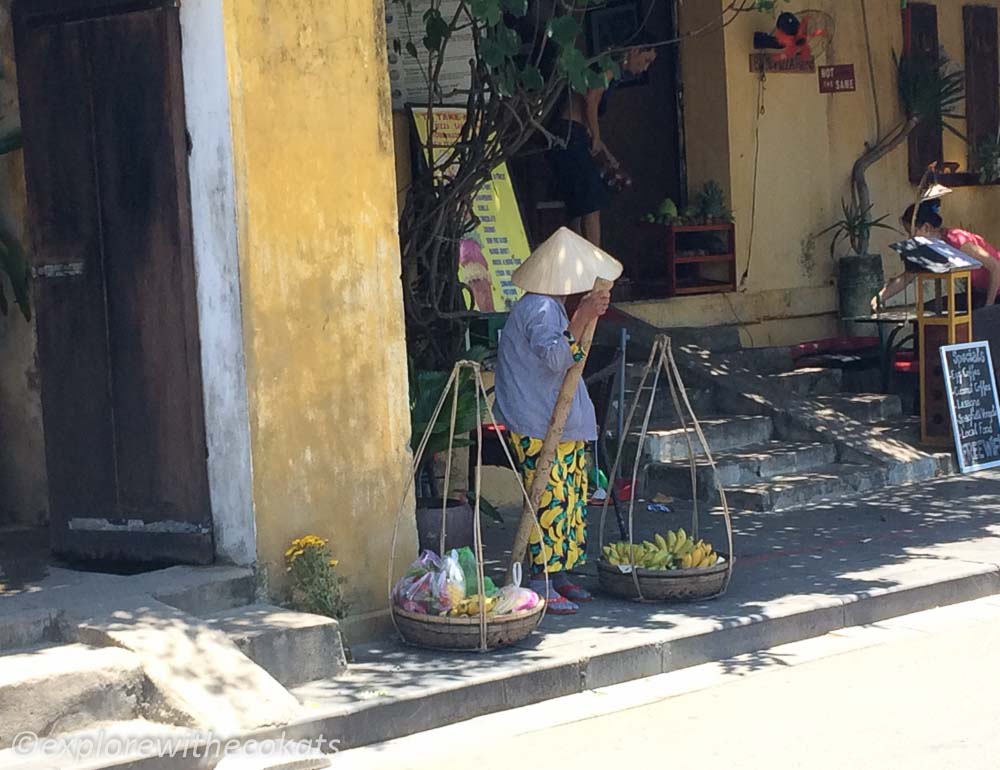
[590, 136, 607, 157]
[870, 293, 882, 313]
[568, 288, 611, 341]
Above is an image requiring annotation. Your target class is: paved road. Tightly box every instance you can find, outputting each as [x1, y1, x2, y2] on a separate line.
[331, 596, 1000, 770]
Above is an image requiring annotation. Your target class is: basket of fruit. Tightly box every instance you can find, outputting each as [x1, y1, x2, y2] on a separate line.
[390, 360, 551, 652]
[392, 600, 545, 652]
[596, 334, 735, 604]
[597, 529, 728, 602]
[392, 548, 545, 650]
[391, 547, 546, 651]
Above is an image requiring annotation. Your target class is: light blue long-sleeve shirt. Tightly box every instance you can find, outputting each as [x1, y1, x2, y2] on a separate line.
[494, 293, 598, 442]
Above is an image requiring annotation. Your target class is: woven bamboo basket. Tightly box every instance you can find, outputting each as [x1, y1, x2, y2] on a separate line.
[597, 335, 735, 604]
[392, 602, 545, 651]
[597, 556, 729, 602]
[389, 362, 550, 652]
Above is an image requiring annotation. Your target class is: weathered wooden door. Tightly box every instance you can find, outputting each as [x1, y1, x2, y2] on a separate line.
[13, 0, 213, 564]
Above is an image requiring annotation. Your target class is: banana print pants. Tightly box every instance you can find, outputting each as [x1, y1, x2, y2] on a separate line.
[510, 433, 589, 574]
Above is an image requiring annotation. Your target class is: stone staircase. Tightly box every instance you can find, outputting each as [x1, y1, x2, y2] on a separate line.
[608, 349, 950, 514]
[0, 564, 347, 753]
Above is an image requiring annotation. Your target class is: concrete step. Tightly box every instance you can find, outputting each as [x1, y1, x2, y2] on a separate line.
[645, 441, 837, 499]
[609, 384, 716, 428]
[725, 463, 890, 512]
[0, 608, 62, 653]
[204, 604, 348, 688]
[725, 346, 795, 374]
[0, 643, 144, 748]
[814, 394, 903, 424]
[639, 415, 774, 464]
[769, 367, 843, 396]
[867, 417, 957, 475]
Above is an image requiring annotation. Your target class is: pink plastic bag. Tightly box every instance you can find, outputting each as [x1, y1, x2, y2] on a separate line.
[492, 584, 541, 615]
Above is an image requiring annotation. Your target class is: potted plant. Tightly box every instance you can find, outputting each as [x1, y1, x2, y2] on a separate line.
[409, 348, 502, 554]
[819, 199, 897, 320]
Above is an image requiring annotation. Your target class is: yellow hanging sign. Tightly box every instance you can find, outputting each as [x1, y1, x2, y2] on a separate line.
[411, 107, 528, 313]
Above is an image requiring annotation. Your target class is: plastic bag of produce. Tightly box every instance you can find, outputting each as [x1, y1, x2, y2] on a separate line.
[393, 571, 437, 614]
[491, 562, 541, 615]
[393, 551, 453, 614]
[454, 547, 500, 598]
[405, 550, 442, 579]
[440, 551, 467, 608]
[491, 584, 541, 616]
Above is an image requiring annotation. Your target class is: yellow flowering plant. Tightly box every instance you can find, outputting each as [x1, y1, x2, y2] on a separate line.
[285, 535, 349, 620]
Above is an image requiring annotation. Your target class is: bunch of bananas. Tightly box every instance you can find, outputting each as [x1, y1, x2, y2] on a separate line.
[602, 529, 719, 571]
[448, 594, 499, 617]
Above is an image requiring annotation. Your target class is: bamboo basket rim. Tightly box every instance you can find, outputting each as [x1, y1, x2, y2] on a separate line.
[391, 601, 546, 627]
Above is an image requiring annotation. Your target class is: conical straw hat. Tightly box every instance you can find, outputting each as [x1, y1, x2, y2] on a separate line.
[513, 227, 623, 296]
[920, 183, 953, 202]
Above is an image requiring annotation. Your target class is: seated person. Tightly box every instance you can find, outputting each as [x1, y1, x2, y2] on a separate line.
[872, 200, 1000, 312]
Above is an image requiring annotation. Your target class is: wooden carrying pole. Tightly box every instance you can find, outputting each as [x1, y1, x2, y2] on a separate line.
[507, 278, 614, 580]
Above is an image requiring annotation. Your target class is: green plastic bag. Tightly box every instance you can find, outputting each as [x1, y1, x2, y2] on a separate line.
[454, 547, 499, 597]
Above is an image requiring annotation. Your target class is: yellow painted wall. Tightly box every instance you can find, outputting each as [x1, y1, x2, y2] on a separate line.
[654, 0, 1000, 346]
[0, 1, 47, 528]
[221, 0, 416, 626]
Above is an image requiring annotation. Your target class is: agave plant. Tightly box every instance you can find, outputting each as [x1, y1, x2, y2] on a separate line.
[818, 200, 898, 259]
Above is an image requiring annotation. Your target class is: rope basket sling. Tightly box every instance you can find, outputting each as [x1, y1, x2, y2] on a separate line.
[388, 361, 550, 652]
[597, 335, 735, 602]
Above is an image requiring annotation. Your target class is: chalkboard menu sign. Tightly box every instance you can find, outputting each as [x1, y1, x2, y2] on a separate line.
[941, 342, 1000, 473]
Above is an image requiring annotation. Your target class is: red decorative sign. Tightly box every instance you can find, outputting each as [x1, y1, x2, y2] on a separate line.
[819, 64, 857, 94]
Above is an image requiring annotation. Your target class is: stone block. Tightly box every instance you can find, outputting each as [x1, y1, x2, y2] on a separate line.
[0, 644, 143, 748]
[205, 604, 347, 687]
[74, 603, 301, 734]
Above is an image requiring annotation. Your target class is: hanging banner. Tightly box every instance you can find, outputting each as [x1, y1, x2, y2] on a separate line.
[411, 107, 528, 313]
[385, 1, 475, 110]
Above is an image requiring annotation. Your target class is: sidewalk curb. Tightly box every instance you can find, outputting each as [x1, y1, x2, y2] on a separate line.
[7, 562, 999, 769]
[257, 562, 1000, 752]
[236, 562, 1000, 759]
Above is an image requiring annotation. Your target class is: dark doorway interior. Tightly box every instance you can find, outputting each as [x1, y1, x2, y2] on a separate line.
[12, 0, 213, 566]
[509, 0, 684, 300]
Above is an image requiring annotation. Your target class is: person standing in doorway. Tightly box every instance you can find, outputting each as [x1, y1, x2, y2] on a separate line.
[547, 41, 658, 247]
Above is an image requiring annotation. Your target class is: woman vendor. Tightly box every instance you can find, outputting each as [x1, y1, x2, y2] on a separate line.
[494, 228, 623, 614]
[547, 40, 658, 247]
[873, 198, 1000, 311]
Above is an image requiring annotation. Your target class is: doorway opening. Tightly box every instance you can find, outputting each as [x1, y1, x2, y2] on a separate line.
[508, 0, 685, 302]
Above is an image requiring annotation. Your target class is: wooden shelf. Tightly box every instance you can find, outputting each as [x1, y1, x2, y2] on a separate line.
[632, 221, 737, 298]
[638, 222, 733, 232]
[675, 253, 736, 265]
[675, 279, 736, 295]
